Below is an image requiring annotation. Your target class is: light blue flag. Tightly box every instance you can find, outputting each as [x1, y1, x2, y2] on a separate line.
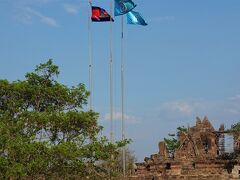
[126, 11, 147, 26]
[115, 0, 136, 16]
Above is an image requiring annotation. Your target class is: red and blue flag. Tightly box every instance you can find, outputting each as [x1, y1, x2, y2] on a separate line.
[91, 6, 114, 22]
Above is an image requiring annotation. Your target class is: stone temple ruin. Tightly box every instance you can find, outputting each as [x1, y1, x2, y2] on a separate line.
[129, 117, 240, 179]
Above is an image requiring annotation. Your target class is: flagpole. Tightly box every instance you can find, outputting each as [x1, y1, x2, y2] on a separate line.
[121, 15, 126, 177]
[88, 0, 93, 110]
[109, 0, 114, 144]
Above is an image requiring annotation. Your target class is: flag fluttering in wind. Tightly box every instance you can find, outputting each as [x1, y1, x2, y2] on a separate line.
[114, 0, 136, 16]
[91, 6, 114, 22]
[126, 11, 147, 26]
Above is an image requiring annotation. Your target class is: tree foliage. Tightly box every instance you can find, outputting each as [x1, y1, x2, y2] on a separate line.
[164, 126, 187, 158]
[229, 122, 240, 133]
[0, 60, 128, 179]
[176, 126, 188, 134]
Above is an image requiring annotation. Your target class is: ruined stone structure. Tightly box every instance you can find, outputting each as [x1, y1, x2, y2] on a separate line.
[234, 133, 240, 151]
[129, 117, 240, 180]
[235, 137, 240, 150]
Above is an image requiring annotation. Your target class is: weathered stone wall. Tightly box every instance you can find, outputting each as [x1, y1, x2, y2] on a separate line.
[232, 165, 240, 179]
[130, 160, 238, 179]
[129, 174, 236, 180]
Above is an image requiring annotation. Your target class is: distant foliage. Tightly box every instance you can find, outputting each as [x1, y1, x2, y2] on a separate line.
[230, 122, 240, 132]
[0, 60, 129, 179]
[115, 147, 137, 174]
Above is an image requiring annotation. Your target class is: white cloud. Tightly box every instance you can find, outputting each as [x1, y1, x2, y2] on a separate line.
[159, 100, 207, 116]
[15, 0, 56, 6]
[103, 112, 140, 124]
[160, 101, 193, 115]
[228, 94, 240, 101]
[63, 4, 80, 15]
[223, 95, 240, 115]
[10, 0, 59, 27]
[14, 8, 33, 24]
[156, 96, 240, 128]
[21, 7, 58, 27]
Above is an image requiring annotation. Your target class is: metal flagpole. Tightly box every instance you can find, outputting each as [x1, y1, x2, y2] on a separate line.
[109, 0, 114, 143]
[121, 15, 126, 177]
[88, 0, 93, 110]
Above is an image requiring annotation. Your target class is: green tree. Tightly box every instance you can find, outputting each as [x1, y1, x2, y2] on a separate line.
[164, 138, 180, 158]
[0, 60, 128, 179]
[229, 122, 240, 133]
[164, 126, 187, 158]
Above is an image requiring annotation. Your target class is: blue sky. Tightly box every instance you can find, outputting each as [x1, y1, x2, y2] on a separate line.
[1, 0, 240, 160]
